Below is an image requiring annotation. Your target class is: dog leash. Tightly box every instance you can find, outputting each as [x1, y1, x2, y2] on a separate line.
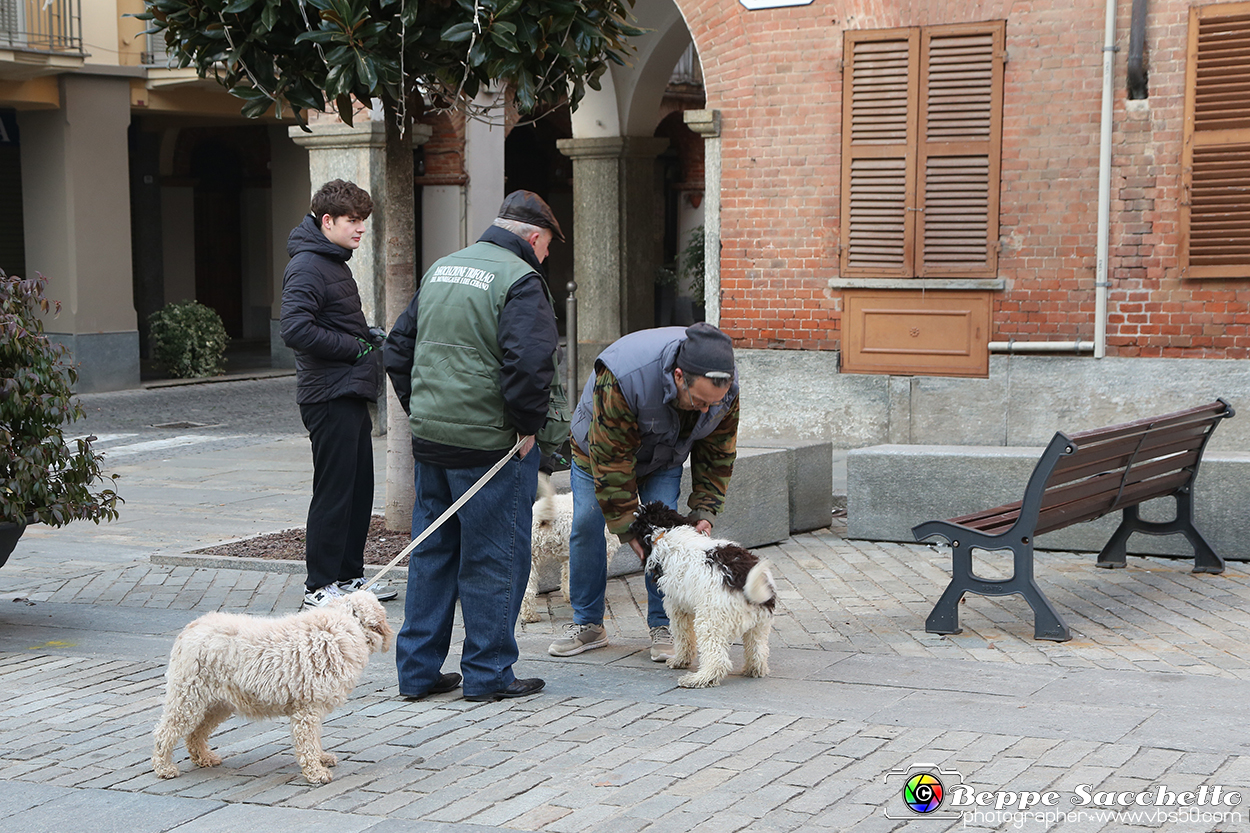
[362, 435, 527, 594]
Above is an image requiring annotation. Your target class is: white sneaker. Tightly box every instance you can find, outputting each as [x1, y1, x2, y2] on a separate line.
[338, 576, 398, 601]
[303, 583, 345, 609]
[650, 626, 674, 662]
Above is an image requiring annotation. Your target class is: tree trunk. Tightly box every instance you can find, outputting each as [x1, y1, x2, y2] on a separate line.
[383, 114, 417, 533]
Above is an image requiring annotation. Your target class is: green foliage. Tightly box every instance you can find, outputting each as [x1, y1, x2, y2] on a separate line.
[0, 272, 121, 528]
[654, 264, 677, 289]
[148, 301, 230, 379]
[680, 224, 705, 307]
[135, 0, 645, 124]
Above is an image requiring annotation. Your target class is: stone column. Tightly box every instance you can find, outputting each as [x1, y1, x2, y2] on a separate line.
[18, 75, 139, 392]
[556, 136, 669, 385]
[683, 110, 721, 326]
[287, 120, 433, 325]
[267, 125, 310, 370]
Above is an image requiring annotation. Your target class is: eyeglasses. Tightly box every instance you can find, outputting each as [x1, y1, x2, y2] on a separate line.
[677, 373, 721, 411]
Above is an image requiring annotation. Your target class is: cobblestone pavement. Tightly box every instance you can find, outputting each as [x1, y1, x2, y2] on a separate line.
[2, 377, 1249, 832]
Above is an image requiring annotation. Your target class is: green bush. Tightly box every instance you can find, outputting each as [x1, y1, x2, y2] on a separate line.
[680, 225, 706, 307]
[148, 301, 229, 378]
[0, 271, 121, 528]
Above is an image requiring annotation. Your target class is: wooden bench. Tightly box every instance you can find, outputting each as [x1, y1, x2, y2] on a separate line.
[912, 399, 1235, 642]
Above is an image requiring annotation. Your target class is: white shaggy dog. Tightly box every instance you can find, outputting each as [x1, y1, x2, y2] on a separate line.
[521, 472, 616, 624]
[630, 502, 776, 688]
[152, 591, 393, 784]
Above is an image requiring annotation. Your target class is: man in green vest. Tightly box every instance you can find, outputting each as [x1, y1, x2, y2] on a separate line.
[384, 190, 566, 702]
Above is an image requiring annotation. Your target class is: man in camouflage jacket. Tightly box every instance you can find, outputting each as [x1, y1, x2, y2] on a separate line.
[548, 323, 739, 661]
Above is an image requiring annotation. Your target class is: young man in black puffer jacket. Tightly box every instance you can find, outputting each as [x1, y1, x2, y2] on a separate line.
[280, 179, 394, 608]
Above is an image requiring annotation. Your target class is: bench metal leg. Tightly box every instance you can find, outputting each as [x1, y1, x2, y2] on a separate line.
[1095, 495, 1225, 574]
[917, 523, 1072, 642]
[1018, 578, 1071, 642]
[1095, 508, 1135, 569]
[924, 539, 969, 635]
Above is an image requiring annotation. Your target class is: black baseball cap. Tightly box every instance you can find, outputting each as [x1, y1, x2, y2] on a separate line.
[497, 190, 565, 242]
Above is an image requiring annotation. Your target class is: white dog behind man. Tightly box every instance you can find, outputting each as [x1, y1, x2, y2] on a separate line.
[521, 471, 617, 624]
[151, 591, 393, 784]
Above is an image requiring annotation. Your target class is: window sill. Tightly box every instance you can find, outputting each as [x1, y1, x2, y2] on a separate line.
[828, 278, 1005, 290]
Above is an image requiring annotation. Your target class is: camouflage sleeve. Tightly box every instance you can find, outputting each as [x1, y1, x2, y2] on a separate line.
[686, 393, 739, 524]
[585, 366, 645, 539]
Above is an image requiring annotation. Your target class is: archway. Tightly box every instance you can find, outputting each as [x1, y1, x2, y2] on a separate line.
[557, 0, 706, 381]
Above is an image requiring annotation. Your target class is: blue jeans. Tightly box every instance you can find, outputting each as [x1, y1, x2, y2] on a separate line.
[568, 459, 682, 629]
[395, 449, 539, 698]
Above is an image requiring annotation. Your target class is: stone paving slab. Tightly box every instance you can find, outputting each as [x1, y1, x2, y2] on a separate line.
[4, 379, 1250, 831]
[5, 550, 1250, 832]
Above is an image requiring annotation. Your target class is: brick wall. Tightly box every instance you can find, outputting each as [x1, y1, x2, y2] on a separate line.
[416, 110, 467, 187]
[680, 0, 1250, 358]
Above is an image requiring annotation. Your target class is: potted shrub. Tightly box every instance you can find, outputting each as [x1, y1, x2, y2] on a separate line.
[0, 271, 121, 568]
[148, 300, 229, 379]
[679, 224, 706, 321]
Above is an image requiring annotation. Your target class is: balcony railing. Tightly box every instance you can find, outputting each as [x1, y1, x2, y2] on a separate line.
[0, 0, 83, 54]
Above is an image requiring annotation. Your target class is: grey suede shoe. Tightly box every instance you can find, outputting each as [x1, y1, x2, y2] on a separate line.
[649, 625, 674, 662]
[548, 622, 609, 656]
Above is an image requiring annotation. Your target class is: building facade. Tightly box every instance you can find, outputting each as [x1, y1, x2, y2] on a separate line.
[4, 0, 1248, 454]
[561, 0, 1250, 450]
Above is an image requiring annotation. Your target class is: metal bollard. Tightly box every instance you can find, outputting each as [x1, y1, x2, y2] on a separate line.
[565, 280, 578, 395]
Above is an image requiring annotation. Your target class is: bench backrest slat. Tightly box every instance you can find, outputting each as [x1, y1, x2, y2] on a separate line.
[1040, 450, 1200, 513]
[1035, 471, 1192, 534]
[1064, 400, 1230, 445]
[1049, 424, 1214, 485]
[952, 468, 1193, 536]
[948, 400, 1232, 537]
[1043, 443, 1203, 500]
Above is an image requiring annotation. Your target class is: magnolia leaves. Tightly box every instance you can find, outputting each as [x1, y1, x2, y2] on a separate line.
[135, 0, 643, 125]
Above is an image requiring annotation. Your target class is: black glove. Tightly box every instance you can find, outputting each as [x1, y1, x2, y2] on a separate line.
[367, 326, 387, 346]
[539, 449, 569, 474]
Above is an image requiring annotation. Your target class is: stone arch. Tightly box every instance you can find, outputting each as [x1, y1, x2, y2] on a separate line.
[559, 0, 704, 383]
[570, 0, 695, 140]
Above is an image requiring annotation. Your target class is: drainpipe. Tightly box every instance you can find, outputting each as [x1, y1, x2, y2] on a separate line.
[989, 340, 1094, 353]
[989, 0, 1116, 357]
[1093, 0, 1117, 359]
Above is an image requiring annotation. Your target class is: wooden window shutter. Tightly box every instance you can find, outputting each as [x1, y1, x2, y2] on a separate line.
[916, 22, 1005, 277]
[841, 29, 919, 279]
[1182, 3, 1250, 279]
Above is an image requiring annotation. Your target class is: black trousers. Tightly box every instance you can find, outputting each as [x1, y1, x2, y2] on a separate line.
[299, 397, 373, 592]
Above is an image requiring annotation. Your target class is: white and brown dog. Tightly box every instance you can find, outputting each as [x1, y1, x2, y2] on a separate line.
[630, 502, 776, 688]
[152, 591, 393, 784]
[521, 472, 616, 624]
